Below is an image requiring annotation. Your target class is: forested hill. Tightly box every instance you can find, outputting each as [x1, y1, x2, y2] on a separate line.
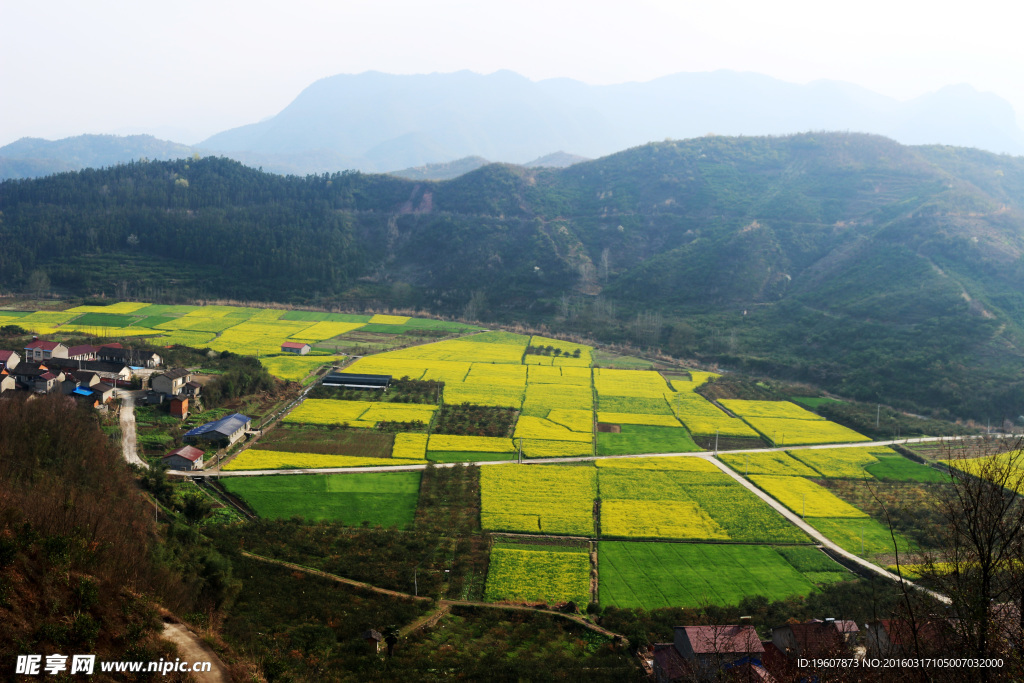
[4, 132, 1024, 420]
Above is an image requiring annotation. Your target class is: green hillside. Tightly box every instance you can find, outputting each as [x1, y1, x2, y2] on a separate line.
[4, 132, 1024, 420]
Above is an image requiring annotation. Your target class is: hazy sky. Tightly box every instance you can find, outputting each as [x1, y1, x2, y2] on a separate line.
[2, 0, 1021, 146]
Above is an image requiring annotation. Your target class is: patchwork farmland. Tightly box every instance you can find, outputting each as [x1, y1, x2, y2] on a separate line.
[6, 300, 961, 613]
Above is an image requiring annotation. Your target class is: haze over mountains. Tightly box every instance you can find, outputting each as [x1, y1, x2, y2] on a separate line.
[3, 70, 1023, 180]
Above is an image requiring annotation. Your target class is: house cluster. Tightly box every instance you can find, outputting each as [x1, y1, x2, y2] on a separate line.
[0, 339, 159, 407]
[649, 617, 981, 682]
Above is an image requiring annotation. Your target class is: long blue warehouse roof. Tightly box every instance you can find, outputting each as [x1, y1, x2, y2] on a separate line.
[185, 413, 251, 438]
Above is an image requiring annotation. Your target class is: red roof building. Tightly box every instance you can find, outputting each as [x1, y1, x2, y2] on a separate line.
[162, 446, 204, 471]
[281, 341, 311, 355]
[24, 340, 68, 362]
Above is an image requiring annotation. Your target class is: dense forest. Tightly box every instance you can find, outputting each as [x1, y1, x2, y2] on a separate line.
[4, 133, 1024, 420]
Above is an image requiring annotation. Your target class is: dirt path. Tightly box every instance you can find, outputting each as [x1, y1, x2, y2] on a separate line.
[239, 551, 432, 602]
[119, 393, 148, 469]
[160, 621, 230, 683]
[241, 551, 626, 642]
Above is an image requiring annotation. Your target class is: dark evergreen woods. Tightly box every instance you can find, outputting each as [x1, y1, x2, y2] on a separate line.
[5, 132, 1024, 420]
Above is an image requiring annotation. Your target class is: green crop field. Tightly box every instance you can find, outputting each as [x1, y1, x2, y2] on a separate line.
[596, 425, 699, 456]
[222, 472, 421, 527]
[70, 312, 141, 327]
[598, 542, 822, 609]
[485, 544, 591, 605]
[866, 456, 949, 482]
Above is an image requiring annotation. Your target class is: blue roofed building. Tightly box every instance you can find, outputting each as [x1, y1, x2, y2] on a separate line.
[184, 413, 252, 447]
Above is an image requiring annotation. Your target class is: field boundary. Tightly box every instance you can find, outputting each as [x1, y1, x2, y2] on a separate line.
[242, 550, 627, 642]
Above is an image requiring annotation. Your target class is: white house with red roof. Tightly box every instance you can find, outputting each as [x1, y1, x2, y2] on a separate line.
[281, 341, 311, 355]
[0, 350, 19, 371]
[24, 340, 68, 362]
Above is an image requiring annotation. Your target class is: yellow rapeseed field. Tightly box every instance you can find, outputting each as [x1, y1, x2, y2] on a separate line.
[596, 412, 681, 427]
[601, 500, 729, 540]
[750, 475, 869, 518]
[393, 433, 429, 459]
[719, 399, 825, 421]
[428, 435, 516, 452]
[741, 417, 870, 446]
[594, 368, 670, 397]
[224, 449, 426, 470]
[368, 314, 411, 324]
[480, 465, 597, 535]
[514, 416, 592, 442]
[289, 321, 366, 341]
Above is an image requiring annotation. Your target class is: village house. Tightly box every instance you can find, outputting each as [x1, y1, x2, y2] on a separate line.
[0, 350, 21, 371]
[12, 363, 66, 393]
[152, 368, 191, 396]
[23, 340, 69, 362]
[0, 373, 15, 394]
[162, 445, 204, 471]
[864, 619, 956, 657]
[771, 619, 859, 659]
[653, 625, 769, 682]
[184, 413, 252, 447]
[281, 341, 311, 355]
[66, 344, 98, 361]
[47, 357, 132, 384]
[98, 345, 162, 368]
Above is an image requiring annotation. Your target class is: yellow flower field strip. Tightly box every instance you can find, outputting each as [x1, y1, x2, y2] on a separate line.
[284, 399, 437, 426]
[787, 447, 881, 479]
[360, 403, 440, 424]
[597, 412, 682, 427]
[428, 435, 516, 453]
[394, 433, 429, 459]
[522, 384, 594, 416]
[595, 456, 720, 471]
[514, 416, 593, 442]
[153, 330, 217, 347]
[381, 339, 526, 364]
[676, 415, 761, 438]
[598, 467, 734, 499]
[593, 368, 670, 397]
[289, 321, 366, 341]
[601, 500, 730, 540]
[18, 310, 81, 324]
[720, 399, 825, 421]
[749, 475, 869, 518]
[521, 439, 594, 458]
[223, 449, 426, 471]
[260, 354, 347, 381]
[666, 392, 730, 417]
[444, 383, 524, 408]
[64, 301, 152, 314]
[343, 357, 428, 380]
[480, 465, 597, 535]
[484, 546, 591, 606]
[546, 409, 594, 434]
[526, 365, 565, 383]
[466, 363, 527, 383]
[939, 451, 1024, 493]
[717, 451, 819, 477]
[525, 355, 592, 367]
[741, 416, 870, 446]
[598, 394, 673, 414]
[211, 322, 320, 355]
[368, 314, 411, 324]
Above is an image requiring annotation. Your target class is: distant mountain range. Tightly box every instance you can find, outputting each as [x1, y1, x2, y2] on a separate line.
[3, 70, 1023, 180]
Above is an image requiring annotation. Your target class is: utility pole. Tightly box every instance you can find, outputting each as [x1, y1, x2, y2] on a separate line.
[876, 404, 881, 429]
[714, 430, 719, 457]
